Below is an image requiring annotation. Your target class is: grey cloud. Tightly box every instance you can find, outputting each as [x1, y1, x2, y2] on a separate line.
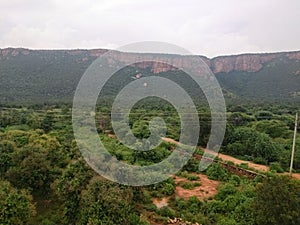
[0, 0, 299, 57]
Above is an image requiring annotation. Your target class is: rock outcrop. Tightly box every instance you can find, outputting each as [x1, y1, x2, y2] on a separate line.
[1, 48, 299, 74]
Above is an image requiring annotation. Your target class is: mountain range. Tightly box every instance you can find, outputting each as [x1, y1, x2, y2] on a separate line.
[0, 48, 300, 105]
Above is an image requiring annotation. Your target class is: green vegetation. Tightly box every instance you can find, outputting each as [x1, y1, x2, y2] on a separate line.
[1, 50, 300, 105]
[180, 181, 201, 190]
[0, 180, 36, 225]
[254, 176, 300, 225]
[1, 49, 300, 224]
[0, 101, 299, 224]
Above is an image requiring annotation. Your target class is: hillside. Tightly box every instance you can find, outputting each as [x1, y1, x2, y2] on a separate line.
[0, 48, 300, 105]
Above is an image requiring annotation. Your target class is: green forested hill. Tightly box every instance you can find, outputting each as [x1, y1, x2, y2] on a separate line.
[0, 49, 96, 104]
[216, 56, 300, 103]
[0, 48, 300, 105]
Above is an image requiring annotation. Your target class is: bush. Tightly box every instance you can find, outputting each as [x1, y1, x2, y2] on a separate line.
[254, 175, 300, 225]
[157, 206, 175, 218]
[217, 217, 237, 225]
[206, 163, 228, 181]
[187, 174, 200, 181]
[187, 196, 202, 213]
[175, 198, 187, 210]
[177, 171, 199, 181]
[41, 219, 56, 225]
[253, 157, 268, 165]
[215, 183, 237, 201]
[269, 162, 284, 173]
[145, 203, 157, 212]
[181, 181, 201, 190]
[162, 183, 176, 195]
[239, 163, 249, 169]
[229, 175, 241, 186]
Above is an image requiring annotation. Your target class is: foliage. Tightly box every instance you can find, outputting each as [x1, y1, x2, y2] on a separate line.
[224, 127, 283, 163]
[79, 178, 137, 225]
[206, 163, 228, 181]
[181, 181, 201, 190]
[0, 103, 299, 224]
[0, 180, 36, 225]
[253, 175, 300, 225]
[269, 162, 284, 173]
[157, 206, 176, 218]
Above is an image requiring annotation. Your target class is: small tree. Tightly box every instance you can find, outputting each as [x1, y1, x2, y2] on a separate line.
[206, 163, 228, 181]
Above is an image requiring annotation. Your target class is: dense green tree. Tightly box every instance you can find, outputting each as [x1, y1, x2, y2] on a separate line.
[53, 160, 93, 224]
[253, 119, 291, 139]
[253, 175, 300, 225]
[6, 147, 52, 192]
[79, 177, 137, 225]
[0, 180, 36, 225]
[228, 112, 254, 126]
[224, 127, 283, 162]
[41, 112, 55, 133]
[0, 140, 15, 177]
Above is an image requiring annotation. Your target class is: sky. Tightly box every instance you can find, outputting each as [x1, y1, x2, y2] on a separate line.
[0, 0, 299, 58]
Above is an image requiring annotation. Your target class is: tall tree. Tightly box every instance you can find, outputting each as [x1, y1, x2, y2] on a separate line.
[253, 175, 300, 225]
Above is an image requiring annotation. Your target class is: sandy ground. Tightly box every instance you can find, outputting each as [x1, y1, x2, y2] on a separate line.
[174, 173, 219, 201]
[153, 197, 170, 208]
[214, 152, 269, 172]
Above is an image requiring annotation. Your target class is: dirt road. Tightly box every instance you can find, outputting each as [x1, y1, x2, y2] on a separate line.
[162, 137, 299, 176]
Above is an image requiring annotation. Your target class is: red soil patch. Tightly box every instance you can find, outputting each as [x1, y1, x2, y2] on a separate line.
[174, 173, 219, 201]
[153, 197, 170, 208]
[292, 173, 300, 179]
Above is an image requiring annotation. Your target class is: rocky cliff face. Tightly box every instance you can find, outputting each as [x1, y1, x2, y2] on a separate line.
[1, 48, 300, 74]
[210, 52, 300, 73]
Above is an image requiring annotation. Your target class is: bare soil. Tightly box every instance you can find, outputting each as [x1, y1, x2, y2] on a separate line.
[153, 197, 170, 208]
[174, 173, 219, 201]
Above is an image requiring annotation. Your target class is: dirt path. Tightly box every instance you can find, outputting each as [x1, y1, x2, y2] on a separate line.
[162, 137, 299, 176]
[162, 137, 181, 145]
[163, 137, 269, 172]
[214, 152, 269, 172]
[283, 172, 300, 179]
[106, 135, 300, 179]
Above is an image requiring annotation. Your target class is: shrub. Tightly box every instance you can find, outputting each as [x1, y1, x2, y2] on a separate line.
[157, 206, 175, 218]
[206, 163, 228, 181]
[162, 183, 176, 195]
[253, 157, 268, 165]
[175, 199, 186, 210]
[181, 181, 201, 190]
[229, 175, 241, 186]
[269, 162, 284, 173]
[145, 203, 157, 212]
[187, 174, 200, 181]
[239, 163, 249, 169]
[215, 183, 237, 201]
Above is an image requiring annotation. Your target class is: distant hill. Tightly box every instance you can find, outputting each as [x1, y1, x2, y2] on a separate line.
[0, 48, 300, 105]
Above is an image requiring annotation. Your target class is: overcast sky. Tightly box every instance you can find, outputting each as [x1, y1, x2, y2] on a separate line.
[0, 0, 299, 57]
